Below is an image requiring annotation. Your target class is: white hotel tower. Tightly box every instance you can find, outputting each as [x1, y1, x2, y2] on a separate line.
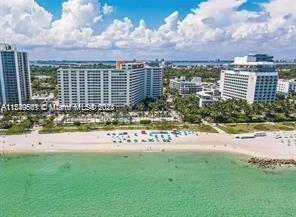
[57, 61, 163, 107]
[220, 54, 278, 104]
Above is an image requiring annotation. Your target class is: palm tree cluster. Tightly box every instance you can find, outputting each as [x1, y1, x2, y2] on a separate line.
[173, 96, 296, 124]
[276, 65, 296, 80]
[173, 94, 202, 123]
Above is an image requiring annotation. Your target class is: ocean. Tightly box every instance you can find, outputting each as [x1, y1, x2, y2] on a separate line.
[0, 152, 295, 217]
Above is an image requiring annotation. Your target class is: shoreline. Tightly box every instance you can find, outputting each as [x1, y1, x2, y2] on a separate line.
[1, 129, 296, 159]
[0, 145, 255, 158]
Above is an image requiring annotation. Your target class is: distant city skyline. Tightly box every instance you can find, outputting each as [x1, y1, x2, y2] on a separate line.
[1, 0, 295, 60]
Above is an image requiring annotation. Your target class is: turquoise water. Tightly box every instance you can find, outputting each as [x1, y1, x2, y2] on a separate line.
[0, 153, 295, 217]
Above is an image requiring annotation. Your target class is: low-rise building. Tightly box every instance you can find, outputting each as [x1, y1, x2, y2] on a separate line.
[31, 93, 55, 103]
[191, 77, 202, 85]
[196, 91, 220, 107]
[277, 79, 296, 96]
[169, 77, 202, 95]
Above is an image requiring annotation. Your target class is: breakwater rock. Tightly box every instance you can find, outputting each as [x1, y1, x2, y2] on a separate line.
[248, 157, 296, 168]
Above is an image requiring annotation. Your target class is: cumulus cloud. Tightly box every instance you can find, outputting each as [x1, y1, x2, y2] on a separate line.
[0, 0, 112, 48]
[0, 0, 52, 45]
[0, 0, 295, 59]
[102, 3, 113, 15]
[45, 0, 103, 47]
[174, 0, 296, 55]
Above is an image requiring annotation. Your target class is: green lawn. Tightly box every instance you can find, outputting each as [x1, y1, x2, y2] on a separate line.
[0, 120, 33, 135]
[219, 122, 296, 134]
[40, 121, 218, 134]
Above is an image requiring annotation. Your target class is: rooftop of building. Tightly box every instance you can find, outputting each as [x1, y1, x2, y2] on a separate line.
[57, 61, 161, 71]
[278, 79, 296, 82]
[233, 54, 274, 65]
[220, 54, 276, 73]
[0, 43, 17, 51]
[170, 77, 196, 84]
[196, 91, 212, 97]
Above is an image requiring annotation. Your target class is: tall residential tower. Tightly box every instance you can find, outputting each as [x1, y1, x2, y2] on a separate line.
[0, 44, 32, 104]
[220, 54, 278, 103]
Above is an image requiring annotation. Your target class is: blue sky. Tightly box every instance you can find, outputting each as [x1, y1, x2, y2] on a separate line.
[2, 0, 295, 60]
[36, 0, 270, 29]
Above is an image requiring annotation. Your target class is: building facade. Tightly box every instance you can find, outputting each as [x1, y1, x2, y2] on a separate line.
[196, 91, 220, 107]
[220, 54, 278, 104]
[277, 79, 296, 97]
[191, 77, 202, 85]
[57, 62, 163, 107]
[0, 44, 32, 104]
[169, 77, 202, 95]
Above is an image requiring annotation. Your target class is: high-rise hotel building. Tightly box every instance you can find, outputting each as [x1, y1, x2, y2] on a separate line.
[220, 54, 278, 104]
[57, 62, 163, 107]
[0, 44, 32, 104]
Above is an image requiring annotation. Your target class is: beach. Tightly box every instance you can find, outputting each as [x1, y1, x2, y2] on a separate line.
[1, 129, 296, 159]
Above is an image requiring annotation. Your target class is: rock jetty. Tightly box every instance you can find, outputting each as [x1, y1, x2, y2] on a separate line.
[248, 157, 296, 168]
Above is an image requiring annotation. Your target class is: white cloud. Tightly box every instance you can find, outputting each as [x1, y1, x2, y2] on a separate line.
[172, 0, 296, 55]
[45, 0, 104, 47]
[0, 0, 52, 45]
[0, 0, 113, 48]
[102, 3, 113, 15]
[0, 0, 295, 59]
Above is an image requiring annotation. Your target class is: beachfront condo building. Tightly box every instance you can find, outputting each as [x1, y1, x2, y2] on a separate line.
[169, 77, 202, 95]
[57, 62, 163, 107]
[0, 44, 32, 104]
[220, 54, 278, 104]
[277, 79, 296, 97]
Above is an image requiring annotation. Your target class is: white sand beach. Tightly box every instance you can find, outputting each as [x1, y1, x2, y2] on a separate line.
[1, 129, 296, 159]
